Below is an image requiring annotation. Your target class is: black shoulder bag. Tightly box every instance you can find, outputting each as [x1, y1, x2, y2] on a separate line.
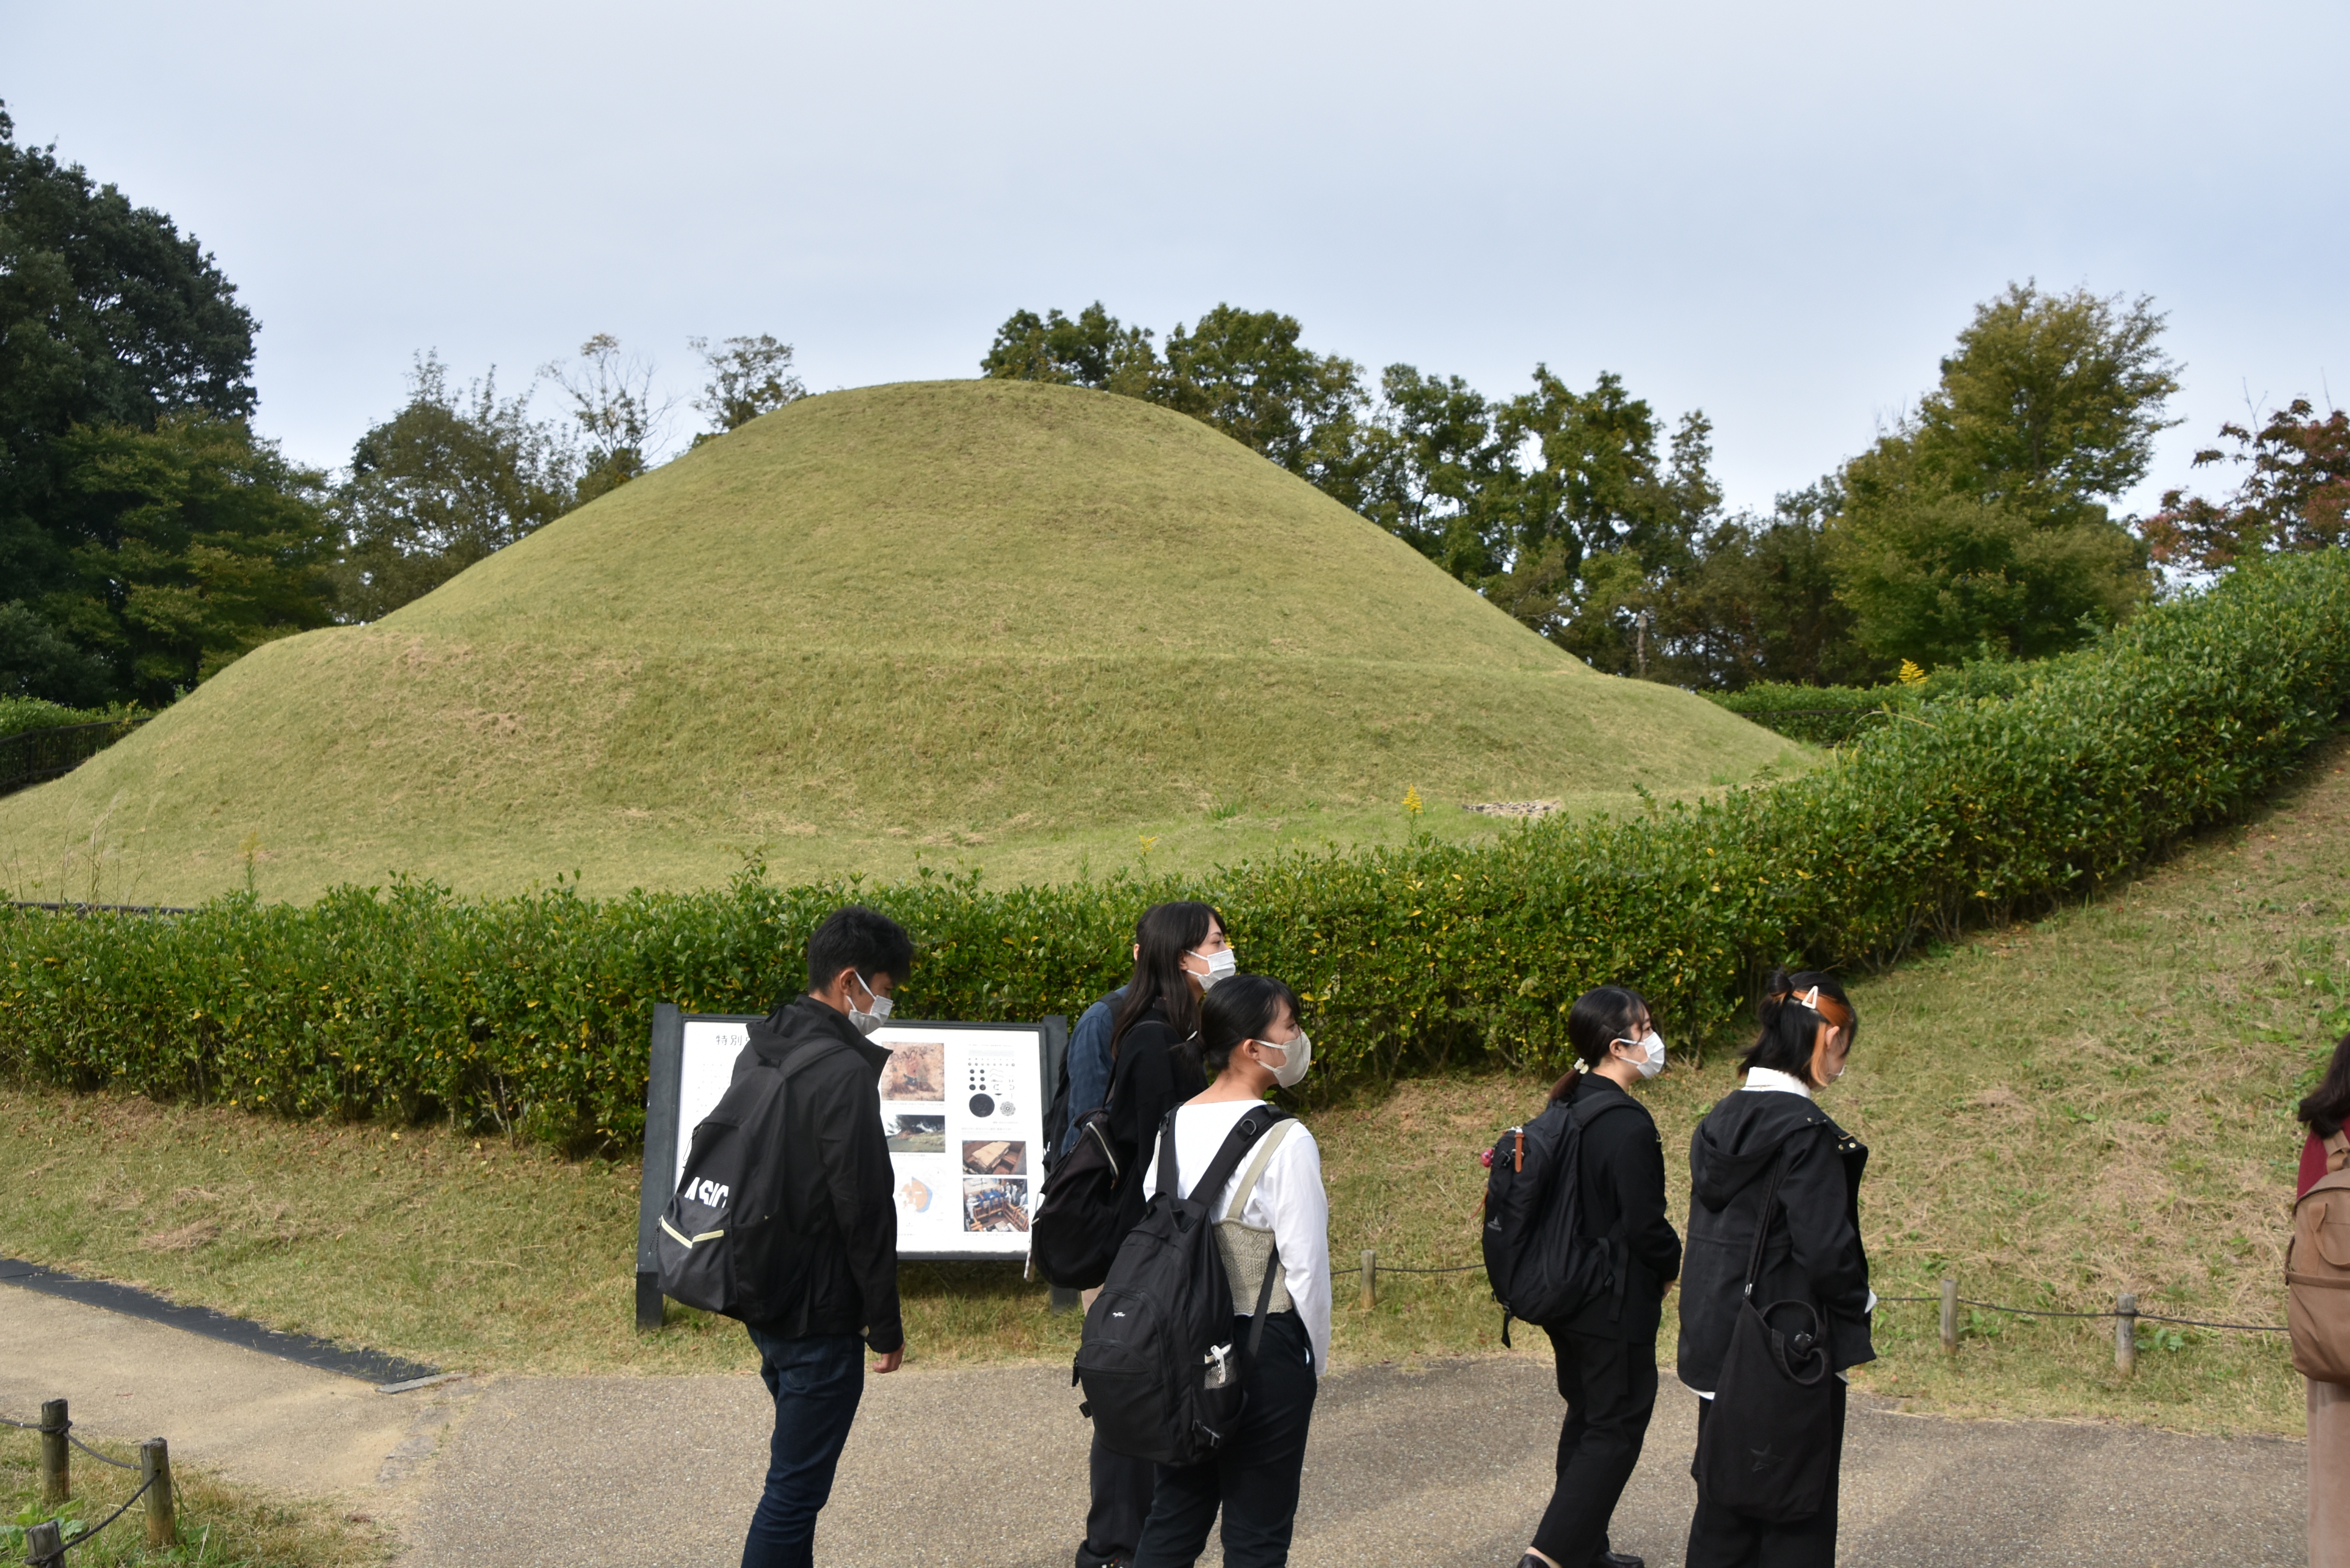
[1692, 1152, 1840, 1523]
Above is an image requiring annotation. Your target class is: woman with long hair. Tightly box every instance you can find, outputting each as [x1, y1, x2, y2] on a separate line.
[1103, 901, 1228, 1235]
[1515, 986, 1680, 1568]
[2295, 1032, 2350, 1568]
[1677, 969, 1873, 1568]
[1131, 973, 1330, 1568]
[1075, 900, 1230, 1568]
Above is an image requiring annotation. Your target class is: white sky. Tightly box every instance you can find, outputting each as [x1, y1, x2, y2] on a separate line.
[7, 0, 2344, 518]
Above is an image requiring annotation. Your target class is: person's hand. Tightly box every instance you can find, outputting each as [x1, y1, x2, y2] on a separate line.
[873, 1347, 903, 1374]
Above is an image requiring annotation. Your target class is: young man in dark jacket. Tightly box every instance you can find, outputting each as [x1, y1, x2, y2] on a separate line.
[1519, 988, 1682, 1568]
[736, 905, 915, 1568]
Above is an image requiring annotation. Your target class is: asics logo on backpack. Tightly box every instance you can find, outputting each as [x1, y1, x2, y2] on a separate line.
[683, 1178, 730, 1208]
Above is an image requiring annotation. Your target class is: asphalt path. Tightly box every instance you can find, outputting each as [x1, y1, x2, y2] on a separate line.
[5, 1286, 2307, 1565]
[400, 1354, 2306, 1567]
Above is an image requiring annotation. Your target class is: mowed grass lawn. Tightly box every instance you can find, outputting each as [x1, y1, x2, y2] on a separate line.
[4, 737, 2344, 1435]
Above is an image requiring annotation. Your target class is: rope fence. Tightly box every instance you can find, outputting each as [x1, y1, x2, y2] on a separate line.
[1, 1400, 177, 1565]
[1350, 1253, 2290, 1374]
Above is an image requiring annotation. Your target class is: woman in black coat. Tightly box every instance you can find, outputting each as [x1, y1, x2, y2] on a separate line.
[1676, 969, 1873, 1568]
[1517, 986, 1681, 1568]
[1077, 899, 1227, 1568]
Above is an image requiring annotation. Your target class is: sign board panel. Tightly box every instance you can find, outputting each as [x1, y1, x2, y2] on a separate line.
[634, 1004, 1067, 1329]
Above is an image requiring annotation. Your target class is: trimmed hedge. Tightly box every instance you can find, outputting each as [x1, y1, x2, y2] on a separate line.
[6, 553, 2348, 1148]
[1706, 662, 2037, 747]
[0, 697, 132, 741]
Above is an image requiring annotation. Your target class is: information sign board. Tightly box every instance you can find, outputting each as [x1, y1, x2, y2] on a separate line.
[633, 1004, 1067, 1329]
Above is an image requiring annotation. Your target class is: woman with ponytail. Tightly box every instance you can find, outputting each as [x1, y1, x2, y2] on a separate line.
[1676, 969, 1874, 1568]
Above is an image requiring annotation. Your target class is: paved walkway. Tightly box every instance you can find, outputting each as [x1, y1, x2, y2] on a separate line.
[5, 1289, 2307, 1566]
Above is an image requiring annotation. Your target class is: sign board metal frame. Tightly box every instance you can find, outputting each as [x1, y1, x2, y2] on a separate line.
[635, 1002, 1068, 1330]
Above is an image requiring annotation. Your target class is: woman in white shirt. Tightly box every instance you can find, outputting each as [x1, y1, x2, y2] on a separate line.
[1131, 973, 1331, 1568]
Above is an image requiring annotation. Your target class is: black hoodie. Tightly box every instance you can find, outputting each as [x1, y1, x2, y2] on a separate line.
[1675, 1083, 1872, 1393]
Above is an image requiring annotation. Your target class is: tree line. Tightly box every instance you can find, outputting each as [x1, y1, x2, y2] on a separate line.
[3, 102, 2341, 711]
[983, 296, 2345, 687]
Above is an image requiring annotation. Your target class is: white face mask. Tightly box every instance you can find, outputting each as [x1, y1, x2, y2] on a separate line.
[1189, 946, 1238, 990]
[1252, 1031, 1311, 1089]
[1612, 1029, 1667, 1079]
[848, 972, 893, 1036]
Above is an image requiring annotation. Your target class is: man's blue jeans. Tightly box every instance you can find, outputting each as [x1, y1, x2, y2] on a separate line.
[741, 1329, 866, 1568]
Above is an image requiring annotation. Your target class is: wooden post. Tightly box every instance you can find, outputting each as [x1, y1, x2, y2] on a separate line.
[141, 1436, 177, 1549]
[1939, 1278, 1958, 1356]
[1359, 1250, 1377, 1311]
[2114, 1293, 2138, 1377]
[24, 1520, 64, 1568]
[38, 1397, 68, 1504]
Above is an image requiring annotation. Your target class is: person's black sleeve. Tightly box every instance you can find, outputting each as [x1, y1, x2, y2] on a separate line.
[1599, 1108, 1681, 1285]
[818, 1068, 903, 1354]
[1781, 1126, 1869, 1356]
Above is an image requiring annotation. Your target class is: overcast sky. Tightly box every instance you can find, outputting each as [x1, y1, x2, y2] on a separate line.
[8, 0, 2345, 517]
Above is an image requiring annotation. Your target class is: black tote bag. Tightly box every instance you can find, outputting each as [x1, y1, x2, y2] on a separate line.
[1692, 1155, 1841, 1523]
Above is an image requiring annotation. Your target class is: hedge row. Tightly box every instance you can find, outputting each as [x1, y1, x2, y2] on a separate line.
[1706, 662, 2037, 747]
[0, 697, 135, 741]
[5, 552, 2348, 1149]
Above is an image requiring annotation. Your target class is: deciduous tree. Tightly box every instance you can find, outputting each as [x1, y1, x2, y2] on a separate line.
[1826, 283, 2172, 666]
[330, 354, 577, 621]
[540, 334, 674, 503]
[690, 333, 805, 439]
[2145, 398, 2350, 571]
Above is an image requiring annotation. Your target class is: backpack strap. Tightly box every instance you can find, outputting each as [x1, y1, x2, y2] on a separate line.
[2328, 1129, 2349, 1174]
[1224, 1119, 1300, 1223]
[1742, 1151, 1794, 1299]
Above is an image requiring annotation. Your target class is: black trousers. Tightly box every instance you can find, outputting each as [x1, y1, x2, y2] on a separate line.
[1684, 1381, 1848, 1568]
[1077, 1428, 1156, 1568]
[1132, 1312, 1318, 1568]
[1531, 1326, 1659, 1567]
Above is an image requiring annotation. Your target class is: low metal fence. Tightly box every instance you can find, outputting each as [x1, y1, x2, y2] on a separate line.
[0, 719, 145, 799]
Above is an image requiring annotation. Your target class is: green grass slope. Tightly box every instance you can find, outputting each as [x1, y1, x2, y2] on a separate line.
[0, 379, 1797, 904]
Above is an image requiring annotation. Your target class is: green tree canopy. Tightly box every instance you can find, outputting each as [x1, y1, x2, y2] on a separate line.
[43, 414, 335, 704]
[0, 102, 268, 701]
[981, 301, 1364, 488]
[330, 354, 578, 622]
[1826, 283, 2174, 666]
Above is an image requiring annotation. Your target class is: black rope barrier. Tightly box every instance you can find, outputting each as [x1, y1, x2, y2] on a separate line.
[61, 1470, 156, 1553]
[1873, 1294, 2287, 1333]
[1373, 1261, 1485, 1274]
[1, 1412, 143, 1468]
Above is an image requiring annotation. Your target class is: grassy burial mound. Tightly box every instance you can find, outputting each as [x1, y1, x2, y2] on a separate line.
[0, 379, 1794, 904]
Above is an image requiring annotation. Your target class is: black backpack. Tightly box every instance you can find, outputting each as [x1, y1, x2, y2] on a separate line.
[1073, 1104, 1291, 1466]
[1480, 1087, 1633, 1346]
[654, 1035, 842, 1321]
[1030, 1103, 1126, 1290]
